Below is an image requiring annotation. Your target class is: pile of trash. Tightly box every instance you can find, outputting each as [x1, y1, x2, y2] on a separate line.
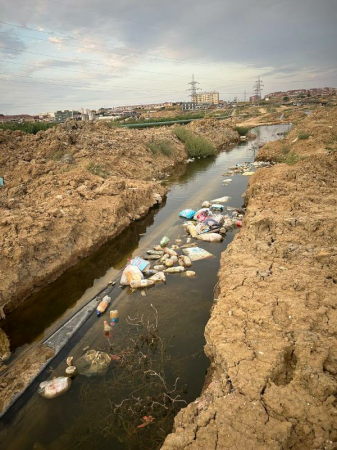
[114, 198, 245, 295]
[223, 161, 273, 176]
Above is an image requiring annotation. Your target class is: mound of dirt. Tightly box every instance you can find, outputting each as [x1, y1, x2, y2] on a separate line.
[163, 108, 337, 449]
[186, 119, 239, 149]
[0, 119, 237, 318]
[258, 107, 337, 162]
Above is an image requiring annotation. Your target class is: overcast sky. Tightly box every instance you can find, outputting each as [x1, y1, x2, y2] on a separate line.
[1, 0, 336, 114]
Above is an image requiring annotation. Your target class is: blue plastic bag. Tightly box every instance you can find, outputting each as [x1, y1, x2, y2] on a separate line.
[179, 209, 196, 219]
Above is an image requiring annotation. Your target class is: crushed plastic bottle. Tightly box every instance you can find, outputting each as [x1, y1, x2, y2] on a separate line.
[164, 266, 185, 273]
[160, 236, 170, 247]
[130, 279, 155, 289]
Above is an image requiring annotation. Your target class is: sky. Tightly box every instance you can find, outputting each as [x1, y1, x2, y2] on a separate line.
[0, 0, 336, 114]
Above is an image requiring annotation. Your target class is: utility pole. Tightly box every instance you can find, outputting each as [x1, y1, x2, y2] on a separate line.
[187, 74, 201, 102]
[254, 76, 264, 102]
[243, 91, 247, 102]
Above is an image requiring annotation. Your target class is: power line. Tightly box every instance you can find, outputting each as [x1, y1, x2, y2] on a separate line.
[187, 74, 201, 101]
[0, 71, 185, 93]
[0, 45, 241, 84]
[0, 21, 227, 68]
[253, 76, 264, 100]
[0, 57, 253, 89]
[0, 77, 186, 95]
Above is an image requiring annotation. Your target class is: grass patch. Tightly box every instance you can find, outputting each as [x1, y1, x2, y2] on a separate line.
[0, 122, 57, 134]
[146, 140, 174, 157]
[298, 131, 310, 140]
[277, 151, 304, 165]
[235, 126, 251, 136]
[87, 162, 110, 178]
[174, 126, 216, 157]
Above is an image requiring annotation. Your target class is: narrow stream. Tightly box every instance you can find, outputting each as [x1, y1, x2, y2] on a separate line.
[0, 124, 290, 450]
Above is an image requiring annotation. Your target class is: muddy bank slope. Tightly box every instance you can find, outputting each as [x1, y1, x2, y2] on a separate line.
[0, 120, 238, 319]
[163, 108, 337, 449]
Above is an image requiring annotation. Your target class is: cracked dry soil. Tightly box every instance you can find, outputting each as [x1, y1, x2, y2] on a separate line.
[163, 108, 337, 450]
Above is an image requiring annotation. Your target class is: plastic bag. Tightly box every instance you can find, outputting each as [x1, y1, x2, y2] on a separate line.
[76, 350, 111, 377]
[211, 204, 224, 211]
[194, 208, 210, 222]
[211, 196, 230, 203]
[38, 377, 71, 399]
[130, 257, 150, 272]
[196, 233, 223, 243]
[120, 265, 144, 286]
[187, 224, 198, 237]
[183, 247, 213, 261]
[179, 209, 196, 219]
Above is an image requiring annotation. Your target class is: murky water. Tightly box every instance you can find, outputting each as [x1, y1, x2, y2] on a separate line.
[0, 124, 291, 450]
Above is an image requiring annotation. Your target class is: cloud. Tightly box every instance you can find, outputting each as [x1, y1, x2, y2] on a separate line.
[0, 0, 336, 113]
[0, 30, 27, 57]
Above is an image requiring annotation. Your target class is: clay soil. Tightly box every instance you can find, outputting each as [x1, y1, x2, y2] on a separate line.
[163, 107, 337, 449]
[0, 118, 238, 415]
[0, 118, 238, 321]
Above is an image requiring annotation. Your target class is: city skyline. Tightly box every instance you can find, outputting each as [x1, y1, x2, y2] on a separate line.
[1, 0, 337, 114]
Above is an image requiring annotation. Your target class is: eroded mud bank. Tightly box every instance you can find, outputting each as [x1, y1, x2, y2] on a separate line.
[0, 119, 238, 321]
[163, 108, 337, 450]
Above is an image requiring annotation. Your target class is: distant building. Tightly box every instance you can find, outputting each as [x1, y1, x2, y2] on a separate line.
[182, 102, 197, 111]
[0, 114, 35, 123]
[266, 87, 336, 99]
[54, 110, 81, 123]
[191, 91, 219, 105]
[249, 95, 260, 103]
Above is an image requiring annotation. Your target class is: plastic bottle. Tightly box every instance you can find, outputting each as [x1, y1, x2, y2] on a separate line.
[96, 295, 111, 317]
[160, 236, 170, 247]
[164, 266, 185, 273]
[110, 310, 119, 324]
[103, 320, 112, 336]
[130, 279, 155, 289]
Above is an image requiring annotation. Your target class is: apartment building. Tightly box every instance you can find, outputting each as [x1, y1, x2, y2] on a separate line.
[191, 91, 219, 105]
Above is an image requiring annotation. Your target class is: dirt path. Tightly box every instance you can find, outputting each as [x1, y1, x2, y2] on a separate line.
[162, 107, 337, 449]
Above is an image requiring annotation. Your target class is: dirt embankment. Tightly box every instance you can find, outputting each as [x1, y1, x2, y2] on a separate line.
[0, 119, 238, 351]
[236, 107, 309, 128]
[162, 108, 337, 449]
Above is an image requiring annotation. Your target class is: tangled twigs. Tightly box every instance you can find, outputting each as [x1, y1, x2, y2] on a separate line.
[72, 308, 188, 449]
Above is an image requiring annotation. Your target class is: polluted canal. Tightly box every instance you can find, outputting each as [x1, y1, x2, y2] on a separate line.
[0, 124, 290, 450]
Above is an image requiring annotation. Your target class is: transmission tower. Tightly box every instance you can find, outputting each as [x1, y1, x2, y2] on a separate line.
[187, 74, 201, 102]
[254, 76, 264, 101]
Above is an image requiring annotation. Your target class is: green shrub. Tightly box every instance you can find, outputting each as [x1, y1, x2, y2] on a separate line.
[0, 122, 57, 134]
[146, 140, 173, 157]
[174, 126, 216, 157]
[298, 131, 310, 140]
[235, 126, 251, 136]
[87, 162, 109, 178]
